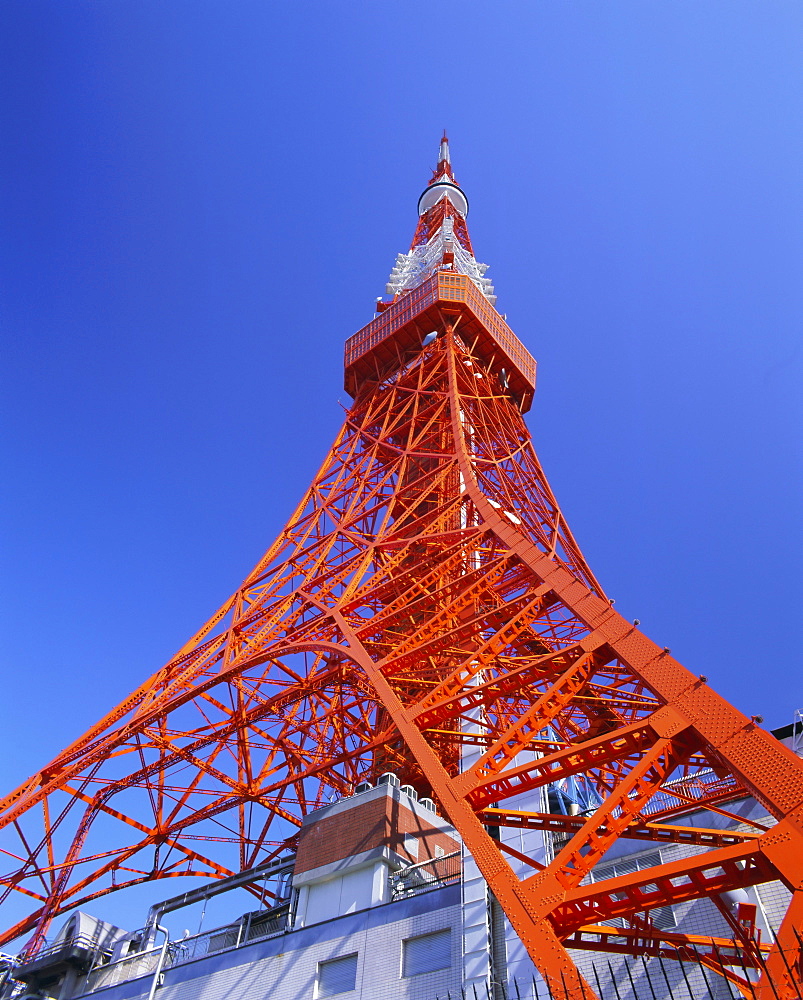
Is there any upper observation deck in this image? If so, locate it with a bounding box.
[343,272,537,411]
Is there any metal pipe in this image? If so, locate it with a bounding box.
[146,925,169,1000]
[144,857,294,939]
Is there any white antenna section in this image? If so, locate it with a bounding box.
[385,215,496,305]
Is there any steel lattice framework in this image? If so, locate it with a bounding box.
[1,139,802,999]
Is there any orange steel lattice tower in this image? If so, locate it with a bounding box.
[2,138,803,999]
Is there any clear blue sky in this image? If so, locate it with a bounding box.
[2,1,802,808]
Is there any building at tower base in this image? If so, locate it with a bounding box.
[2,720,799,1000]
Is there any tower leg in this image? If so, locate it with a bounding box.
[759,888,803,999]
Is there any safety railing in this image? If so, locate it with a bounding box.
[457,277,537,388]
[167,904,290,967]
[344,276,440,367]
[83,945,163,993]
[344,273,537,392]
[80,904,291,993]
[16,933,104,968]
[389,851,461,900]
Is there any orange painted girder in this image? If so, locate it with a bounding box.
[1,323,802,1000]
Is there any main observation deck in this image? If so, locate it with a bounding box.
[344,273,537,412]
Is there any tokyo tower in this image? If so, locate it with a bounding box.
[1,137,802,999]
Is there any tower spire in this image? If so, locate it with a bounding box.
[383,135,495,305]
[438,130,450,167]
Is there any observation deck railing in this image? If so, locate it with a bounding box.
[344,273,537,404]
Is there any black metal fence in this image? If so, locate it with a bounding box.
[434,945,802,1000]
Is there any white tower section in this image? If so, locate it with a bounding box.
[385,142,497,305]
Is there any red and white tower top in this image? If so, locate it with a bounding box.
[384,134,496,305]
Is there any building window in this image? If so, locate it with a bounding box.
[404,833,419,858]
[318,954,358,996]
[402,929,451,977]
